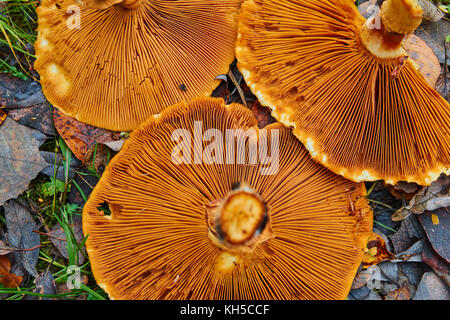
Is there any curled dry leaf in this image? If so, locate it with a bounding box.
[0,255,22,288]
[0,117,48,205]
[392,175,450,221]
[363,231,395,268]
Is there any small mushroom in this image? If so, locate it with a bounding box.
[34,0,241,131]
[236,0,450,186]
[83,97,373,300]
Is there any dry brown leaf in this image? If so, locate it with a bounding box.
[53,109,121,161]
[0,255,22,288]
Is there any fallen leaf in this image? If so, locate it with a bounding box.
[385,281,411,300]
[0,240,40,256]
[391,240,424,263]
[391,215,422,253]
[363,231,395,268]
[0,255,23,288]
[103,140,125,152]
[49,215,86,265]
[416,23,450,65]
[39,151,81,182]
[404,34,441,88]
[0,73,46,109]
[7,102,55,136]
[419,207,449,263]
[24,271,57,300]
[392,175,449,221]
[0,117,48,205]
[422,239,450,286]
[379,261,399,284]
[82,143,113,175]
[4,200,40,277]
[388,181,419,200]
[53,109,121,161]
[417,0,445,22]
[413,272,450,300]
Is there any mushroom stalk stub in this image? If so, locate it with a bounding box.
[206,184,272,251]
[359,0,423,59]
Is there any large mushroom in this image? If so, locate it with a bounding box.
[236,0,450,185]
[83,97,373,300]
[35,0,241,131]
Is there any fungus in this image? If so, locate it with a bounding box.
[83,97,373,300]
[236,0,450,185]
[35,0,241,131]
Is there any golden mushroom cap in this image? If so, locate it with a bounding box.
[35,0,240,131]
[236,0,450,186]
[83,97,373,300]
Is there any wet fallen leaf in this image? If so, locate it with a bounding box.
[49,215,86,265]
[0,117,48,205]
[419,207,449,263]
[4,200,40,277]
[0,255,22,288]
[53,109,121,161]
[404,34,441,88]
[413,271,450,300]
[7,102,55,136]
[0,73,46,109]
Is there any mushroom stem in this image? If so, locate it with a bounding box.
[206,184,272,250]
[86,0,144,10]
[359,0,423,59]
[218,186,267,245]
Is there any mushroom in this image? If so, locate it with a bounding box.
[83,97,373,300]
[236,0,450,186]
[34,0,241,131]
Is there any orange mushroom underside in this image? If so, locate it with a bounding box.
[83,97,373,300]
